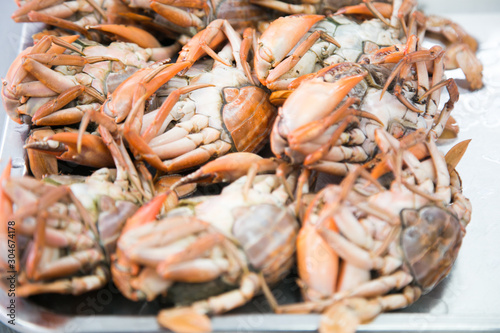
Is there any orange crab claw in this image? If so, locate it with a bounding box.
[157,307,212,333]
[87,24,163,49]
[255,14,325,85]
[334,2,393,19]
[27,11,94,39]
[176,19,243,68]
[150,1,204,30]
[171,152,279,189]
[11,0,62,22]
[24,132,114,169]
[26,128,59,179]
[122,193,170,234]
[297,192,340,302]
[111,192,170,301]
[102,61,191,123]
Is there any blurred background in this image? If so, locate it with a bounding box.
[0,2,24,332]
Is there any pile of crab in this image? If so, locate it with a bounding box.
[0,0,479,332]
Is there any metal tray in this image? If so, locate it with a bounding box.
[1,3,500,332]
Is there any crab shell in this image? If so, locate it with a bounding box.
[221,85,276,152]
[400,205,463,293]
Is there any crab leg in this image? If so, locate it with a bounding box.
[36,103,102,126]
[337,262,371,293]
[156,233,226,279]
[395,0,417,36]
[421,78,459,140]
[11,0,64,22]
[163,141,233,173]
[15,222,96,251]
[12,185,71,223]
[382,46,443,98]
[320,286,421,333]
[128,123,233,171]
[30,248,105,281]
[150,128,222,160]
[240,28,256,85]
[424,15,483,88]
[22,57,85,94]
[150,1,204,29]
[98,126,150,199]
[335,2,393,20]
[155,0,210,9]
[14,81,60,98]
[287,98,358,146]
[425,139,451,203]
[265,30,340,85]
[121,218,209,265]
[141,114,207,146]
[319,225,402,274]
[123,82,217,171]
[126,101,233,173]
[17,266,108,297]
[364,34,417,65]
[304,116,359,166]
[7,35,80,94]
[102,61,191,123]
[382,46,444,114]
[293,134,372,163]
[2,180,95,248]
[31,85,102,126]
[120,216,240,301]
[443,43,483,90]
[1,178,46,210]
[140,84,214,143]
[26,53,119,67]
[280,269,414,314]
[27,11,94,40]
[157,272,261,333]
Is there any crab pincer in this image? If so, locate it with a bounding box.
[25,130,115,170]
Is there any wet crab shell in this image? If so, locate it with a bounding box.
[212,0,275,31]
[222,85,277,153]
[400,205,463,293]
[232,203,299,285]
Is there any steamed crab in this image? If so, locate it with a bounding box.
[330,1,484,89]
[111,154,307,332]
[111,22,276,174]
[271,42,459,176]
[275,128,471,333]
[1,35,176,126]
[254,12,407,90]
[0,129,153,296]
